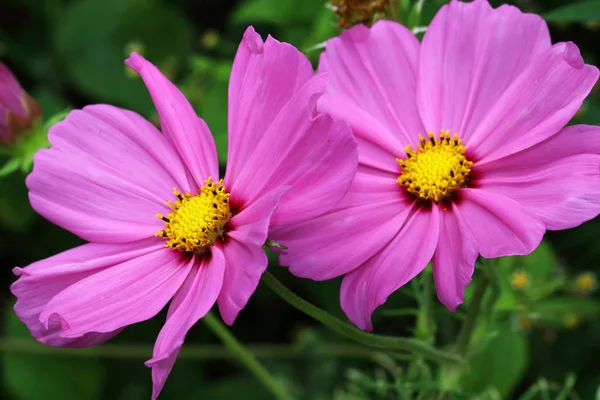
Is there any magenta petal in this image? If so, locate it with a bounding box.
[340,206,439,331]
[476,124,600,230]
[227,73,358,225]
[27,105,186,243]
[318,20,423,151]
[432,205,477,311]
[125,53,219,186]
[467,42,598,163]
[225,27,314,188]
[219,187,286,324]
[272,168,413,281]
[418,0,551,138]
[457,188,545,258]
[38,244,191,338]
[217,237,267,325]
[147,250,225,400]
[11,239,162,347]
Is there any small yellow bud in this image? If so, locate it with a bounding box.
[510,270,530,291]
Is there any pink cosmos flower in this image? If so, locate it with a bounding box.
[271,0,600,330]
[0,63,41,143]
[11,27,357,398]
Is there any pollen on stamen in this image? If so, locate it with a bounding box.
[155,178,231,254]
[397,130,473,203]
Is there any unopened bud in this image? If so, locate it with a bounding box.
[0,63,41,144]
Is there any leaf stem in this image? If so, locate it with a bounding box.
[0,338,389,360]
[202,312,292,400]
[261,272,463,364]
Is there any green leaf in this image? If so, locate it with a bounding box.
[543,1,600,22]
[463,327,528,398]
[56,0,192,116]
[2,306,105,400]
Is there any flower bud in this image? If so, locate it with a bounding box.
[0,63,41,144]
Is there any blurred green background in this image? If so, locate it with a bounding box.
[1,0,600,399]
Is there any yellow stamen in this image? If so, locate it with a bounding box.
[156,178,231,254]
[397,130,472,202]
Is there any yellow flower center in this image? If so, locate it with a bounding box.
[397,131,472,202]
[156,178,231,253]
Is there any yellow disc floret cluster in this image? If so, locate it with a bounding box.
[156,178,231,253]
[397,130,472,202]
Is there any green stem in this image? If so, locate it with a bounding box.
[202,312,292,400]
[261,272,463,364]
[454,272,489,355]
[0,338,388,360]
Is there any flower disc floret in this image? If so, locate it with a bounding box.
[156,178,231,253]
[397,130,472,202]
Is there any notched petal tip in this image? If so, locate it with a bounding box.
[563,42,585,69]
[124,52,145,73]
[242,26,264,54]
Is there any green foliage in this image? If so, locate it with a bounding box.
[2,307,105,400]
[55,0,192,115]
[544,1,600,22]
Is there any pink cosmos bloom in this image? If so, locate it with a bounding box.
[11,27,357,398]
[271,0,600,331]
[0,63,41,143]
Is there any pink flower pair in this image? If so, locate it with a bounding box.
[11,27,357,399]
[11,0,600,396]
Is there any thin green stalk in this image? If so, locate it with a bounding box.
[0,338,387,360]
[262,272,463,364]
[202,312,292,400]
[454,272,489,355]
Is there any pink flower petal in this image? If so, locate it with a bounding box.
[125,53,219,186]
[147,249,225,400]
[340,206,439,331]
[456,188,545,258]
[217,238,267,325]
[467,42,598,163]
[475,124,600,230]
[418,0,551,139]
[432,204,477,311]
[27,105,186,243]
[225,27,314,189]
[227,73,358,226]
[39,244,191,338]
[318,20,424,154]
[272,168,413,281]
[219,187,286,324]
[11,238,163,347]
